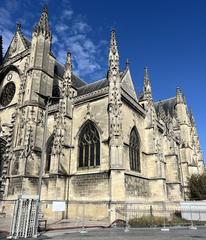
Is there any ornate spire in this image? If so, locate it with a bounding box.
[108,29,119,71]
[143,66,152,100]
[108,29,122,137]
[0,36,3,66]
[176,87,184,104]
[62,51,73,98]
[33,5,51,39]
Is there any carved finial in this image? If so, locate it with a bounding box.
[0,36,3,66]
[125,58,129,68]
[176,87,184,104]
[108,29,119,71]
[42,4,48,14]
[63,51,72,79]
[143,66,152,100]
[16,22,21,32]
[33,5,51,39]
[62,51,73,98]
[66,51,72,68]
[144,66,149,81]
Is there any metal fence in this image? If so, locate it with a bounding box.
[115,201,206,229]
[1,200,206,237]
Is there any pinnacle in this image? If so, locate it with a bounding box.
[125,58,129,68]
[64,51,72,79]
[108,29,119,70]
[16,22,21,32]
[33,5,51,39]
[42,4,48,14]
[144,66,149,81]
[176,87,184,104]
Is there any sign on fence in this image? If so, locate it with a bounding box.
[52,201,66,212]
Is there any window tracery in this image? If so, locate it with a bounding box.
[129,127,140,172]
[0,82,16,107]
[78,122,100,168]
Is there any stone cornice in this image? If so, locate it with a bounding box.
[3,49,30,66]
[74,86,109,105]
[125,171,148,180]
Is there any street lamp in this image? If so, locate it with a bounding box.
[33,92,62,237]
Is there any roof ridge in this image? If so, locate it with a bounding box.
[155,96,176,103]
[78,78,107,89]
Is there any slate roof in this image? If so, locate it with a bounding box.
[154,97,177,117]
[22,35,31,48]
[54,61,87,88]
[77,78,109,96]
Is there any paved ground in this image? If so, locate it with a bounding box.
[42,228,206,240]
[40,227,206,240]
[1,227,204,240]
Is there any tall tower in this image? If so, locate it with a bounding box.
[25,6,54,104]
[175,88,195,195]
[5,7,55,197]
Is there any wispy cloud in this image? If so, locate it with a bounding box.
[0,0,107,81]
[51,0,107,81]
[0,6,14,52]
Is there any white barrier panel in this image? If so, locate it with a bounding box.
[180,201,206,221]
[52,201,66,212]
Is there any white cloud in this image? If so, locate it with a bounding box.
[62,9,73,19]
[51,0,107,80]
[0,0,107,81]
[0,6,14,52]
[55,23,69,34]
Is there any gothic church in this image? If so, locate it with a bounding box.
[0,7,204,220]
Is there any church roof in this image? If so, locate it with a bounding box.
[54,61,87,88]
[23,37,31,48]
[154,97,177,117]
[121,67,138,101]
[77,78,108,96]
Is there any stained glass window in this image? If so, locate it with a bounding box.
[129,127,140,172]
[0,82,16,107]
[45,135,54,173]
[78,122,100,168]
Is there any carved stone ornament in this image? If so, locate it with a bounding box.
[7,73,13,81]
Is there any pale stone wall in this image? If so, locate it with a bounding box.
[0,9,205,222]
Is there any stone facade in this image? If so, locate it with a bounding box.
[0,7,204,220]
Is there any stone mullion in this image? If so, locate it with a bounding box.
[88,142,91,167]
[82,143,85,167]
[94,143,96,167]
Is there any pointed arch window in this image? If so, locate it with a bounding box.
[45,135,54,173]
[129,127,140,172]
[78,122,100,168]
[0,138,7,178]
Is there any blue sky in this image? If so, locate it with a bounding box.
[0,0,205,161]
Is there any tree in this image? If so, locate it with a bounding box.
[188,173,206,200]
